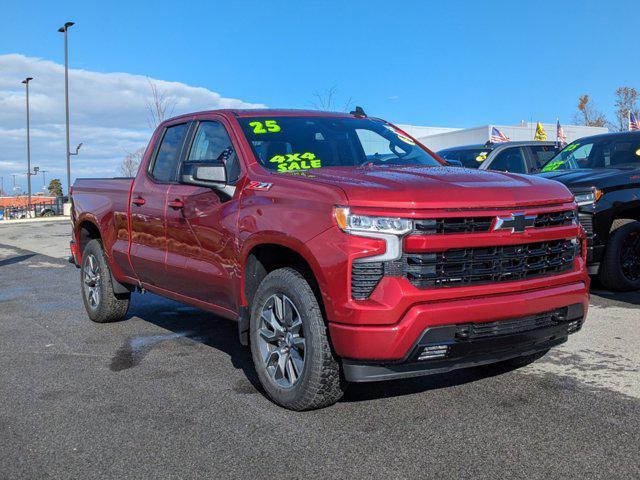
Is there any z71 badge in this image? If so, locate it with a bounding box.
[246,181,273,191]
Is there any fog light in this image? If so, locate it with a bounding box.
[418,345,449,361]
[567,320,580,334]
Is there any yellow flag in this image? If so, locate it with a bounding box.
[534,122,547,141]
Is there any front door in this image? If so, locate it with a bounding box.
[129,121,190,286]
[163,119,243,311]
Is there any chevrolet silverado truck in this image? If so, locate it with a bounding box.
[538,131,640,291]
[70,108,589,410]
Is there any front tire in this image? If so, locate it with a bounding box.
[81,239,130,323]
[249,268,344,410]
[599,220,640,291]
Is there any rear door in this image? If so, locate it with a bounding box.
[163,117,243,311]
[129,121,190,286]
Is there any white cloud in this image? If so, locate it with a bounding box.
[0,54,265,193]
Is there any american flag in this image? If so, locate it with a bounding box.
[490,127,510,143]
[629,112,640,131]
[556,120,567,146]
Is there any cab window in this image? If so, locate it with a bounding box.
[188,121,240,183]
[488,148,526,173]
[150,123,189,182]
[529,145,558,170]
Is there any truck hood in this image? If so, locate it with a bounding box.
[536,168,638,191]
[287,165,573,210]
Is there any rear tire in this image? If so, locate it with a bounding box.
[81,239,130,323]
[249,268,345,410]
[599,220,640,291]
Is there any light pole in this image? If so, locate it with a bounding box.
[22,77,33,215]
[58,21,74,197]
[41,169,48,193]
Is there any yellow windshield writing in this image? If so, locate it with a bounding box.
[249,120,281,134]
[542,160,565,172]
[269,152,322,172]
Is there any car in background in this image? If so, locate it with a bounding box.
[538,131,640,291]
[35,201,63,217]
[437,141,559,174]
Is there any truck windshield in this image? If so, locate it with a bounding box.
[437,148,493,168]
[237,116,442,173]
[542,136,640,171]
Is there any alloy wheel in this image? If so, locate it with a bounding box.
[83,254,102,309]
[257,293,306,388]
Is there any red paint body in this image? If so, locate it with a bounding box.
[71,109,589,362]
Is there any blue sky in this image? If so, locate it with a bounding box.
[5,0,639,126]
[1,0,639,192]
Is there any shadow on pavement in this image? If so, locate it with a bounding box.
[589,277,640,306]
[124,291,520,404]
[0,253,36,267]
[124,292,263,392]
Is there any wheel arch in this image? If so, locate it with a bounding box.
[75,216,102,257]
[238,236,333,345]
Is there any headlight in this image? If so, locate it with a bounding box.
[333,206,412,263]
[573,187,602,206]
[333,207,412,235]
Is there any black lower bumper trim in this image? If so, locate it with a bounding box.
[343,336,566,382]
[343,306,584,383]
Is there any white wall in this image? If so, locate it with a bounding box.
[415,123,608,151]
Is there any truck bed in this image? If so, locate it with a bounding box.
[72,177,135,278]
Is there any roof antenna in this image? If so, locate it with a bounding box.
[350,106,367,117]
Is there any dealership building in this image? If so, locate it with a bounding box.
[397,122,608,152]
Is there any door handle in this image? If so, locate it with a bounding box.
[131,196,146,206]
[168,199,184,210]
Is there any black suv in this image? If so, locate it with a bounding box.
[538,131,640,291]
[437,141,559,174]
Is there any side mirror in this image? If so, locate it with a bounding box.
[180,161,227,188]
[446,159,463,167]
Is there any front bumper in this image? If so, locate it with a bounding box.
[343,304,583,382]
[329,280,588,361]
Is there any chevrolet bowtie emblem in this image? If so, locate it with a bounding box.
[493,213,537,233]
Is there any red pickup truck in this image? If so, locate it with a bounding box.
[71,108,589,410]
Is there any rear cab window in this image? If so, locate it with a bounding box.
[488,147,526,173]
[150,123,189,182]
[437,148,493,168]
[528,145,558,170]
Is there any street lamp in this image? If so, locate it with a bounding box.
[22,76,33,215]
[58,21,74,197]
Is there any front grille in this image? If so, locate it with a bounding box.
[414,217,494,235]
[534,210,576,228]
[397,239,577,289]
[455,307,574,340]
[578,213,594,237]
[351,262,384,300]
[413,209,575,235]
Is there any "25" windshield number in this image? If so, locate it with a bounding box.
[249,120,281,134]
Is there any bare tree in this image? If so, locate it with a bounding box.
[146,78,176,130]
[613,87,639,132]
[310,86,353,112]
[119,147,145,177]
[119,80,176,175]
[573,94,608,127]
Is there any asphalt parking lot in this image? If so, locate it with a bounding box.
[1,219,639,479]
